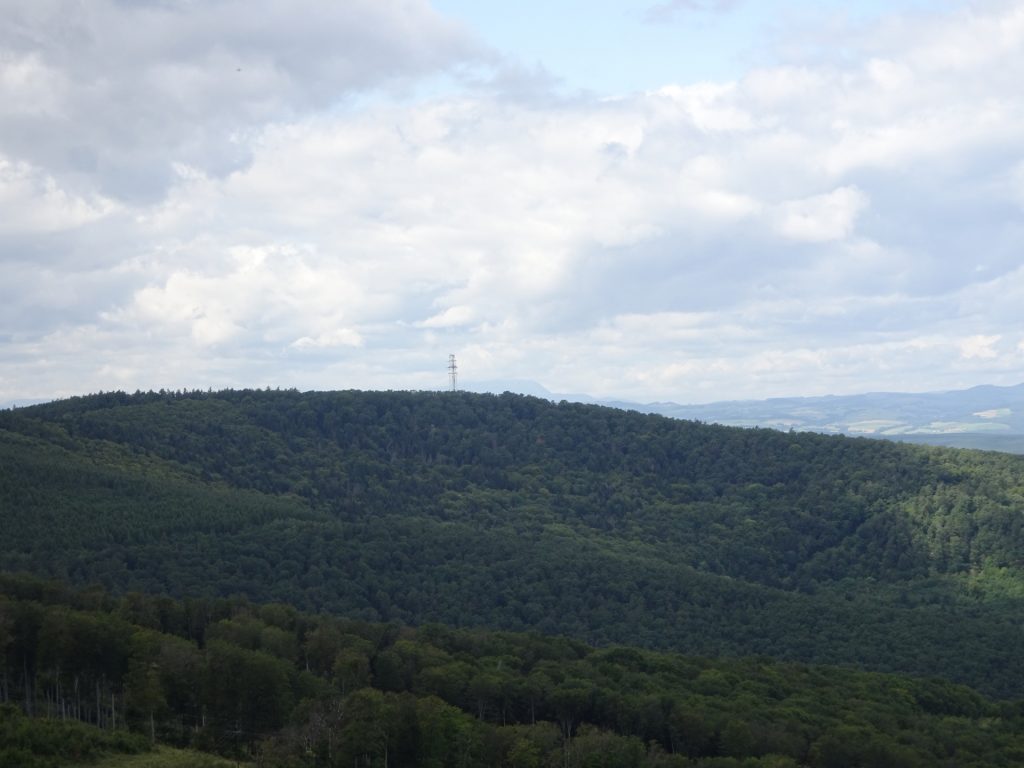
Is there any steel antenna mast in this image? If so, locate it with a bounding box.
[448,354,458,392]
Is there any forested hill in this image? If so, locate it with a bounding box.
[3,389,1024,697]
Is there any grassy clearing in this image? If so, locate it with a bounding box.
[85,746,247,768]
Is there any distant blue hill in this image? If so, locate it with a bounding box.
[468,380,1024,454]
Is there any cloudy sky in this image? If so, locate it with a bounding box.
[3,0,1023,404]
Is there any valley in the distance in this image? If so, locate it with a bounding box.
[469,380,1024,454]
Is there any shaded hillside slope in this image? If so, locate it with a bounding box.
[2,389,1024,696]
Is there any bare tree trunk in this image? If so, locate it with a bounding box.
[23,657,32,716]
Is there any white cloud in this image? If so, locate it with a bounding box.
[292,329,364,350]
[959,335,1002,360]
[772,186,868,242]
[0,0,482,202]
[645,0,742,24]
[655,83,755,133]
[3,0,1024,403]
[0,155,118,233]
[418,305,476,329]
[104,243,383,353]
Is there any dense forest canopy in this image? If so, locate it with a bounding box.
[2,389,1024,699]
[2,573,1024,767]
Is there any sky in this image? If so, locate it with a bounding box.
[2,0,1023,404]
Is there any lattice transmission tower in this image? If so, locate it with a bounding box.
[448,354,458,392]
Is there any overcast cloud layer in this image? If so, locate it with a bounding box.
[2,0,1023,403]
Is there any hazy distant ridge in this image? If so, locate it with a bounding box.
[469,380,1024,453]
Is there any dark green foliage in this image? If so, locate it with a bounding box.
[1,578,1024,767]
[3,389,1024,697]
[0,703,149,767]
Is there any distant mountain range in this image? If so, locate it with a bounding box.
[467,380,1024,454]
